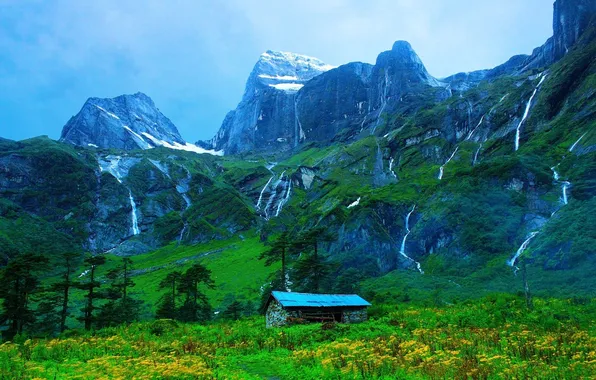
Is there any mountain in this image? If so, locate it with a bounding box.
[0,0,595,309]
[201,41,445,154]
[198,51,336,155]
[60,92,220,155]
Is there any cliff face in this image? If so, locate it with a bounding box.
[552,0,596,60]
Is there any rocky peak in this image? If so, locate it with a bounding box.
[552,0,596,60]
[245,50,335,95]
[374,40,441,87]
[60,93,184,151]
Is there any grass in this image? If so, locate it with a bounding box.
[3,295,595,379]
[69,234,276,317]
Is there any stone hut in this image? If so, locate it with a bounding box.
[265,291,371,328]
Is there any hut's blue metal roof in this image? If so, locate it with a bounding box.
[271,291,371,308]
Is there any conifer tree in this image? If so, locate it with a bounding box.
[77,255,106,330]
[259,231,291,290]
[178,263,214,322]
[98,258,143,327]
[156,271,182,319]
[291,227,336,292]
[0,253,48,338]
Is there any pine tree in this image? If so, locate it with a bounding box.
[0,253,49,338]
[97,258,143,327]
[259,231,291,290]
[178,263,214,322]
[222,300,243,321]
[156,271,182,319]
[32,252,81,335]
[53,252,80,333]
[77,255,106,330]
[291,227,336,292]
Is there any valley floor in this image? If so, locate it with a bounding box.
[2,295,595,379]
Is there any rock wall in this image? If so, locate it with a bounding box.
[266,299,293,328]
[342,309,368,323]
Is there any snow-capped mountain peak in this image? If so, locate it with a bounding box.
[251,50,336,93]
[60,93,222,155]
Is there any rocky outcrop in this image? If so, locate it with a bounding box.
[61,92,186,151]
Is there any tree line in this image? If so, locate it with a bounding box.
[0,225,367,338]
[0,251,215,339]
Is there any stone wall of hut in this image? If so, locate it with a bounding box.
[342,309,368,323]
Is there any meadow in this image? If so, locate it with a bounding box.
[2,295,595,379]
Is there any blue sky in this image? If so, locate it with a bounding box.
[0,0,553,143]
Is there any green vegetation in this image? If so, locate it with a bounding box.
[2,296,595,379]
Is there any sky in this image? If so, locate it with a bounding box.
[0,0,553,143]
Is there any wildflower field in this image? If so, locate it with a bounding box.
[2,295,595,379]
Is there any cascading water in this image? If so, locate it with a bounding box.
[372,69,390,134]
[438,147,459,180]
[515,74,547,151]
[389,157,397,178]
[294,96,305,147]
[507,231,539,268]
[264,171,286,220]
[569,132,587,152]
[177,169,193,209]
[275,178,292,217]
[551,166,571,205]
[256,176,274,210]
[129,190,140,235]
[399,205,423,274]
[473,144,483,166]
[177,223,188,245]
[99,156,142,237]
[466,114,485,141]
[562,182,570,205]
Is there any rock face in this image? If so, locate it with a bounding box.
[552,0,596,60]
[199,51,335,154]
[203,41,443,154]
[60,92,185,151]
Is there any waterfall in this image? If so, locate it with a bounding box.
[294,96,305,147]
[360,115,367,132]
[399,205,423,274]
[473,144,483,166]
[275,178,292,217]
[99,156,142,236]
[569,132,587,152]
[551,166,571,205]
[507,231,539,268]
[438,147,459,180]
[256,175,274,210]
[372,69,390,134]
[466,114,485,141]
[389,157,397,178]
[129,190,140,235]
[176,168,192,209]
[515,74,547,151]
[264,171,286,220]
[177,223,188,245]
[562,182,570,205]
